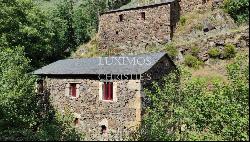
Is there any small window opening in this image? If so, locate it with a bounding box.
[116,31,119,35]
[37,79,44,94]
[74,118,80,125]
[119,14,124,22]
[141,12,145,20]
[101,125,107,134]
[70,83,77,97]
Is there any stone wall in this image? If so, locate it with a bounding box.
[44,77,142,141]
[98,3,181,53]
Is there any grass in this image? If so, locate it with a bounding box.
[188,58,231,85]
[71,36,102,58]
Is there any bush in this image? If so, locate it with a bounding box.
[164,44,178,60]
[223,0,249,23]
[194,23,203,31]
[190,46,200,56]
[132,54,249,141]
[180,16,187,26]
[223,44,237,59]
[184,54,203,68]
[208,48,221,58]
[0,48,84,141]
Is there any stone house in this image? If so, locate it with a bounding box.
[98,0,181,52]
[33,52,176,140]
[98,0,210,52]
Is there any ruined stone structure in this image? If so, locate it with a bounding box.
[98,0,210,52]
[34,52,176,140]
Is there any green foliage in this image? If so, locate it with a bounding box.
[180,16,187,26]
[164,43,178,60]
[208,48,221,58]
[48,0,127,60]
[184,54,203,68]
[190,46,200,56]
[33,111,84,141]
[0,0,54,68]
[0,48,84,141]
[194,23,203,31]
[1,0,129,68]
[133,54,249,141]
[222,44,237,59]
[223,0,249,23]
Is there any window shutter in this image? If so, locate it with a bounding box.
[65,83,70,97]
[111,83,113,100]
[71,84,76,97]
[108,83,111,100]
[108,82,113,100]
[76,84,80,98]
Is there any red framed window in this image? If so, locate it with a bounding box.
[70,83,77,97]
[102,82,113,101]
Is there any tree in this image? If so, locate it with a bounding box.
[224,0,249,23]
[132,54,249,141]
[0,0,54,68]
[0,47,84,141]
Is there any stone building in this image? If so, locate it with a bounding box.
[98,0,211,53]
[98,0,181,52]
[33,52,176,140]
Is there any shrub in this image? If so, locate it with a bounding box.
[223,44,237,59]
[223,0,249,23]
[184,54,203,68]
[180,16,187,26]
[194,23,203,31]
[190,46,200,56]
[164,44,178,60]
[208,48,221,58]
[132,54,249,141]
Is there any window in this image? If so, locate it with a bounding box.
[70,83,77,97]
[36,79,43,94]
[119,14,124,22]
[99,81,117,102]
[101,125,107,135]
[74,118,80,126]
[141,12,145,20]
[65,83,80,98]
[102,82,113,101]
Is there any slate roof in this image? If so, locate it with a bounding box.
[103,0,175,14]
[33,52,171,75]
